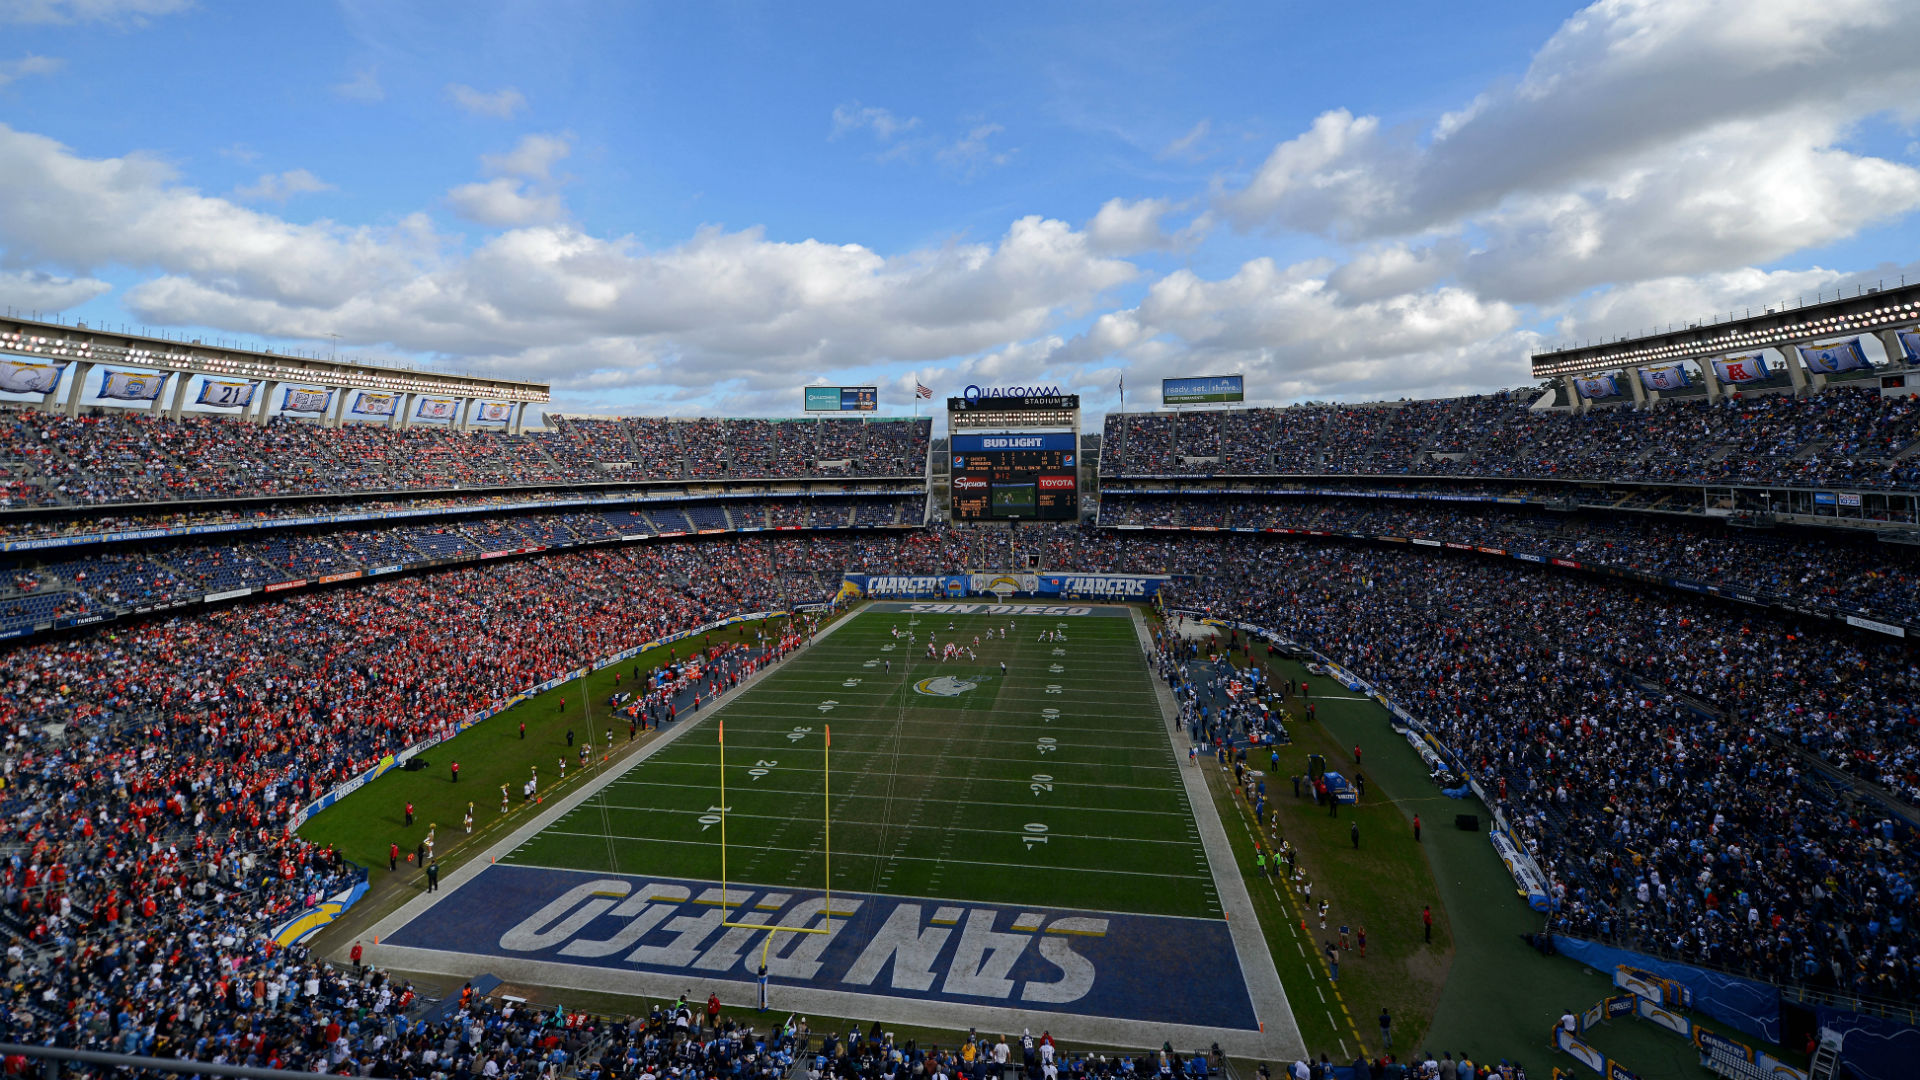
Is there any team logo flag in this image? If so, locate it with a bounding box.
[474,401,514,422]
[196,379,256,408]
[1637,363,1689,392]
[350,392,398,417]
[0,360,63,395]
[1896,329,1920,363]
[1573,374,1621,399]
[280,386,333,413]
[1797,338,1869,374]
[98,369,165,401]
[1711,355,1769,384]
[415,397,459,420]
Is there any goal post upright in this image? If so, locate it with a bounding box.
[717,719,833,971]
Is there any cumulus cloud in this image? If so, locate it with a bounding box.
[0,0,189,24]
[0,124,1136,402]
[1216,0,1920,305]
[0,54,62,86]
[447,83,527,119]
[482,133,570,180]
[445,177,566,227]
[234,168,333,203]
[0,269,110,311]
[447,135,573,226]
[1085,197,1198,255]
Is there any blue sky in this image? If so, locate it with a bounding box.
[1,0,1917,424]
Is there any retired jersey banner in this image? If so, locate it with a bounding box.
[280,386,332,413]
[195,379,256,408]
[1711,354,1769,384]
[1637,363,1689,392]
[0,359,63,395]
[1797,338,1869,374]
[97,369,166,401]
[350,391,398,417]
[1573,374,1621,399]
[474,401,514,423]
[415,396,459,420]
[1897,329,1920,363]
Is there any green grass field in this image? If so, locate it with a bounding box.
[504,605,1223,919]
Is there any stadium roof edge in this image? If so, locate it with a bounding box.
[1,314,551,402]
[1531,280,1920,379]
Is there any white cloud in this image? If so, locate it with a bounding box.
[447,83,527,119]
[936,122,1011,176]
[1216,0,1920,305]
[0,124,1136,403]
[446,177,566,227]
[0,54,62,86]
[830,102,920,141]
[1085,197,1193,255]
[0,269,110,311]
[482,133,570,180]
[234,168,334,203]
[0,0,189,24]
[1158,119,1211,162]
[332,67,383,104]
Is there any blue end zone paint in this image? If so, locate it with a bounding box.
[388,863,1256,1030]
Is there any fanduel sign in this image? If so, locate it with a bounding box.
[963,384,1062,400]
[386,864,1255,1029]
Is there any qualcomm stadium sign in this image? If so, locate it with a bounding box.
[961,384,1063,400]
[840,572,1169,601]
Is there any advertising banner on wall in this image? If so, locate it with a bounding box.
[1163,374,1245,405]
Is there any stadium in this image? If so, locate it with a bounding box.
[1,5,1918,1080]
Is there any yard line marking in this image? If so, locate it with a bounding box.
[522,832,1215,881]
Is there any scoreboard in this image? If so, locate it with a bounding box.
[949,432,1078,520]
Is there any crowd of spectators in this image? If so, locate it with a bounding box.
[1098,494,1920,623]
[1151,536,1917,999]
[0,480,1911,1065]
[0,410,932,508]
[1101,387,1920,489]
[0,498,922,634]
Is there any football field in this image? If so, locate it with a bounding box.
[509,603,1220,918]
[371,602,1297,1054]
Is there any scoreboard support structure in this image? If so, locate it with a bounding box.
[946,394,1080,521]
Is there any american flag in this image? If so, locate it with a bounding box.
[915,383,933,399]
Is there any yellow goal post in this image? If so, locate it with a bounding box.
[716,720,833,968]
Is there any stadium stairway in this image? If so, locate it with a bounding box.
[413,973,503,1027]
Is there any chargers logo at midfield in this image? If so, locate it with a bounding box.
[914,674,990,697]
